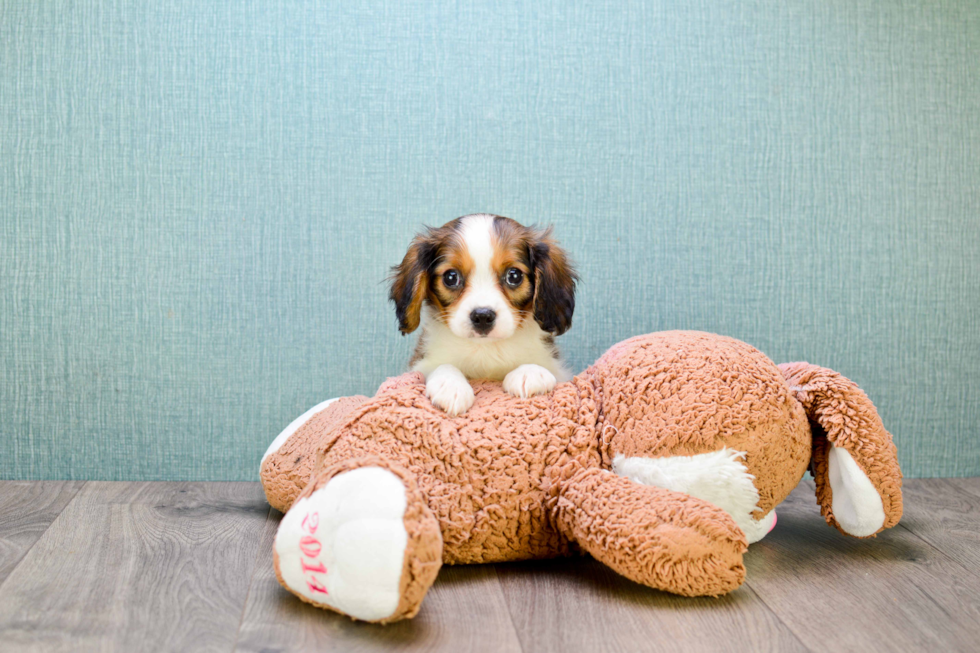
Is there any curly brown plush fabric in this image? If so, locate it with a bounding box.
[591,332,812,517]
[779,362,903,536]
[262,331,903,622]
[261,395,369,513]
[554,467,748,596]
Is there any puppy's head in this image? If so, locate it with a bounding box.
[389,214,577,340]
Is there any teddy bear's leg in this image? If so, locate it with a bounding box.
[272,455,443,623]
[612,449,777,544]
[553,467,748,597]
[779,362,903,538]
[260,395,369,513]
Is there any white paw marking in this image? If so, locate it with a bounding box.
[275,467,408,622]
[425,364,475,415]
[262,397,341,464]
[502,364,557,399]
[828,446,886,536]
[613,448,776,544]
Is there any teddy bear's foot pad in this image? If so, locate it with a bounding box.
[274,467,408,621]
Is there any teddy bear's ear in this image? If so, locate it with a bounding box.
[779,362,903,538]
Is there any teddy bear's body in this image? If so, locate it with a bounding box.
[261,331,902,623]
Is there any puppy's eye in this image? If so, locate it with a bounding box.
[443,269,461,289]
[505,268,524,288]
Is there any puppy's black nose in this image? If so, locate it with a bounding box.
[469,308,496,335]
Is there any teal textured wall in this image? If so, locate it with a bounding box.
[2,1,978,481]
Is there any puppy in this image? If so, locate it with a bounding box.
[389,214,577,415]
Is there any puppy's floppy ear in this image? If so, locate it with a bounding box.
[529,226,578,336]
[388,231,438,334]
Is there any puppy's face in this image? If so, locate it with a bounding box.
[389,214,577,340]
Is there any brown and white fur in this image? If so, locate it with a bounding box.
[389,214,577,415]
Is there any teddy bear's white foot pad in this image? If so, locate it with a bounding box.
[275,467,408,621]
[612,448,776,544]
[828,446,886,537]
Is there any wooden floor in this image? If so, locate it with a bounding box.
[0,479,978,652]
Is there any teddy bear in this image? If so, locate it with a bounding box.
[259,331,903,623]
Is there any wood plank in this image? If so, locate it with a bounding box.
[743,480,980,653]
[234,510,523,653]
[947,476,980,500]
[0,478,975,652]
[496,555,806,653]
[897,478,980,573]
[0,481,84,586]
[0,481,269,653]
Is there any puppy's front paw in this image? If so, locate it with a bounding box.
[425,365,475,416]
[503,364,557,399]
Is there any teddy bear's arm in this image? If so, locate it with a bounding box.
[779,363,903,538]
[273,455,443,623]
[260,395,370,513]
[553,467,748,597]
